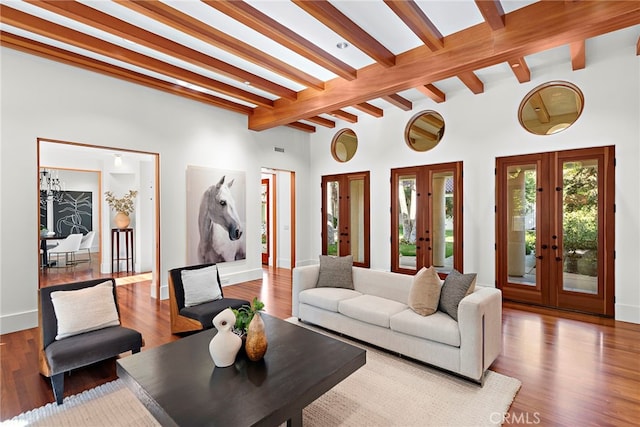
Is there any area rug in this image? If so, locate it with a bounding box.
[6,322,520,427]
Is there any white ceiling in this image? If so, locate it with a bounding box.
[2,1,639,131]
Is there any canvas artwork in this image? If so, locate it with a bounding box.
[41,191,93,236]
[186,166,246,264]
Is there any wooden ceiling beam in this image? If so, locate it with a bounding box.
[416,84,446,103]
[305,116,336,128]
[249,1,640,130]
[0,32,253,115]
[508,57,531,83]
[28,0,296,101]
[383,0,443,51]
[116,0,324,91]
[0,4,273,108]
[529,92,550,123]
[382,94,413,111]
[286,122,316,133]
[475,0,505,30]
[457,71,484,94]
[292,0,396,67]
[203,0,357,81]
[570,40,586,70]
[353,102,384,118]
[329,110,358,123]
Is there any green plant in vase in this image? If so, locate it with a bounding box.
[232,297,265,337]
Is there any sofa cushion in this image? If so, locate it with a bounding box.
[181,264,223,307]
[408,266,442,316]
[45,326,142,374]
[316,255,354,289]
[338,295,407,328]
[299,288,362,313]
[390,309,461,347]
[50,281,120,340]
[438,269,477,321]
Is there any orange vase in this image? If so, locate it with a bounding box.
[114,212,130,229]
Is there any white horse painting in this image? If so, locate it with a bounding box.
[197,175,246,263]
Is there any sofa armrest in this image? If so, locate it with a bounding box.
[292,265,319,317]
[457,286,502,381]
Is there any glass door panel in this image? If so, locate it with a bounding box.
[506,164,537,286]
[561,159,599,294]
[431,171,454,274]
[398,174,417,272]
[349,177,365,264]
[326,180,339,256]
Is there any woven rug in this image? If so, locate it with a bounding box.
[6,322,520,427]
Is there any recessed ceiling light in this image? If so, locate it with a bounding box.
[336,41,349,49]
[511,63,520,68]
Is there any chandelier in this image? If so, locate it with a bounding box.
[40,169,64,203]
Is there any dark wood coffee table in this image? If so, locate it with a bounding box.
[116,315,366,427]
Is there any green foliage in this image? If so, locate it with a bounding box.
[232,297,265,334]
[563,208,598,252]
[525,230,536,255]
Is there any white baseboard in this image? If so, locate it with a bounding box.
[220,268,263,286]
[295,259,318,268]
[615,304,640,324]
[1,310,37,334]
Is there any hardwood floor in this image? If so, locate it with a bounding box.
[2,263,639,425]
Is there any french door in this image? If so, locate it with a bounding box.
[321,172,370,267]
[391,162,463,276]
[261,178,269,265]
[496,147,615,316]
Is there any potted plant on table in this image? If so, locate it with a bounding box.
[105,190,138,229]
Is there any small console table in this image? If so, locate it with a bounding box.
[111,228,134,274]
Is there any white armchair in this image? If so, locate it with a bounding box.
[75,231,96,263]
[47,234,82,268]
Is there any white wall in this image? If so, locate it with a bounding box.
[309,29,640,323]
[0,48,312,333]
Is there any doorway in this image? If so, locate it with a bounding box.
[321,172,370,268]
[391,162,463,276]
[261,168,296,269]
[38,139,161,298]
[495,146,615,316]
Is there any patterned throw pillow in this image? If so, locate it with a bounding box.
[408,266,442,316]
[315,255,354,289]
[438,269,477,321]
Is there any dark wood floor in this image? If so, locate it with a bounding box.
[2,259,640,425]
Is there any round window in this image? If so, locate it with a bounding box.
[404,111,445,152]
[518,81,584,135]
[331,129,358,162]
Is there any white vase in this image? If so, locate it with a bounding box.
[209,308,242,368]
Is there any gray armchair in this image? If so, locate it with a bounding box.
[168,263,249,334]
[38,278,143,404]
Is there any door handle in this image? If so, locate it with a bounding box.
[418,237,424,241]
[536,255,543,260]
[556,257,562,261]
[541,244,548,249]
[552,245,558,250]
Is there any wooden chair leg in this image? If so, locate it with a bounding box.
[51,373,64,405]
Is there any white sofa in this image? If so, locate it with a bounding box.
[292,265,502,383]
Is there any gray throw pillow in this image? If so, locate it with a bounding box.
[438,269,477,321]
[315,255,354,289]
